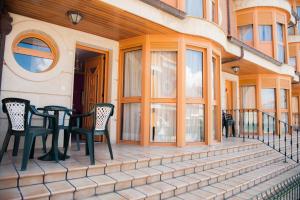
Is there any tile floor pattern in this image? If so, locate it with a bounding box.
[0,137,299,200]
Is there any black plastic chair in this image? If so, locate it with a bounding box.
[0,98,56,170]
[65,103,114,164]
[222,111,236,138]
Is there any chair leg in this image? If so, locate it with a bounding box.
[30,137,36,159]
[42,135,47,153]
[105,132,113,160]
[85,138,89,156]
[0,133,11,163]
[86,134,95,165]
[21,134,34,171]
[76,134,80,151]
[63,131,70,160]
[12,135,21,157]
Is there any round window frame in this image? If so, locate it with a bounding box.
[12,32,59,73]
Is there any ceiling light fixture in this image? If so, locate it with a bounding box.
[67,10,83,25]
[231,66,240,74]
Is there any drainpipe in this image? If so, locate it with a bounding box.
[0,1,13,93]
[227,0,231,36]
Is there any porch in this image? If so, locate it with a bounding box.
[0,136,299,200]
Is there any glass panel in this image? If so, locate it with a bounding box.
[261,88,276,109]
[212,106,218,140]
[292,96,299,113]
[186,0,203,18]
[210,1,216,22]
[288,26,295,35]
[259,25,272,41]
[243,111,258,133]
[278,44,285,63]
[185,50,203,98]
[277,23,284,42]
[211,57,216,100]
[185,104,204,142]
[14,53,53,73]
[241,86,256,109]
[150,104,176,143]
[263,112,275,134]
[123,49,142,97]
[280,112,289,134]
[121,103,141,141]
[289,57,296,68]
[17,37,51,52]
[280,89,288,109]
[238,25,253,42]
[151,51,177,98]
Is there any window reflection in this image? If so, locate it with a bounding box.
[238,25,253,42]
[261,88,276,109]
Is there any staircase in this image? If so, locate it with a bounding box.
[0,138,299,200]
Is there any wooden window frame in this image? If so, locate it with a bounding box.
[12,32,58,72]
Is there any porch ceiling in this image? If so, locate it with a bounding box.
[5,0,176,41]
[222,58,274,75]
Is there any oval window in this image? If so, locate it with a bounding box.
[13,33,58,73]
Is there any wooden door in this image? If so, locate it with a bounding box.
[83,55,106,141]
[225,80,233,110]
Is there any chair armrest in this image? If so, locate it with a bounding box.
[69,111,94,128]
[30,106,56,119]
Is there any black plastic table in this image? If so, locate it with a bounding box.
[38,107,70,161]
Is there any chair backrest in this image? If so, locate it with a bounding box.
[43,105,71,127]
[2,98,30,132]
[94,103,114,131]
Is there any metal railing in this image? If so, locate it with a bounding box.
[223,109,299,164]
[255,173,300,200]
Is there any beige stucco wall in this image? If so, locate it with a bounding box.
[0,13,119,150]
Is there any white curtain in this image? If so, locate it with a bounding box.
[242,86,256,109]
[150,104,176,142]
[122,103,141,141]
[261,88,275,109]
[185,104,204,142]
[186,50,203,97]
[239,25,253,41]
[124,50,142,97]
[280,89,288,109]
[151,51,177,98]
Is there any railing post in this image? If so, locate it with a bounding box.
[267,115,270,146]
[291,126,293,160]
[247,110,250,139]
[284,123,287,163]
[262,112,264,143]
[242,110,245,142]
[257,110,259,140]
[252,110,255,139]
[279,122,281,153]
[273,117,275,149]
[297,129,299,163]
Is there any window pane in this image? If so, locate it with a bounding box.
[278,44,285,63]
[185,50,203,97]
[238,25,253,41]
[18,37,51,52]
[123,50,142,97]
[259,25,272,41]
[150,104,176,143]
[186,0,203,18]
[243,111,258,133]
[212,106,218,140]
[151,51,177,98]
[241,86,256,109]
[121,103,141,141]
[263,113,275,134]
[289,57,296,68]
[211,57,216,100]
[14,53,52,73]
[280,89,288,109]
[292,96,299,113]
[210,1,216,22]
[280,112,289,134]
[288,26,295,35]
[185,104,204,142]
[261,88,275,109]
[277,23,284,42]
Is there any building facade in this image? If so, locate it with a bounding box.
[0,0,299,149]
